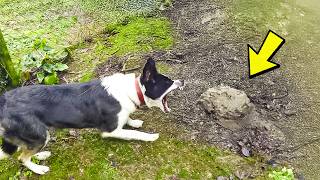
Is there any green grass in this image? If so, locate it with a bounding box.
[106,17,173,55]
[0,131,264,179]
[0,110,270,179]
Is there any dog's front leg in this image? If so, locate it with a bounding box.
[101,129,159,141]
[126,118,144,128]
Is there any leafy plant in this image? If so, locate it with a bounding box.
[269,167,294,180]
[20,38,69,85]
[8,171,20,180]
[23,170,33,177]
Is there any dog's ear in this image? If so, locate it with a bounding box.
[141,57,157,84]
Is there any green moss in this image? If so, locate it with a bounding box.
[79,71,95,83]
[0,159,19,178]
[106,17,174,55]
[0,124,268,179]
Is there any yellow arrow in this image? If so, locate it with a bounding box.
[248,30,285,79]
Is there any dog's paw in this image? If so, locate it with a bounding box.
[0,150,9,160]
[128,119,144,128]
[145,133,159,142]
[34,151,51,160]
[29,164,50,175]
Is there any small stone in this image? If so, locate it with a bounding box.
[217,176,228,180]
[237,141,244,146]
[174,52,184,59]
[234,170,246,179]
[229,174,235,180]
[284,109,296,116]
[159,4,166,11]
[297,173,305,180]
[108,153,114,157]
[266,159,277,167]
[241,147,251,157]
[110,161,117,167]
[69,129,78,137]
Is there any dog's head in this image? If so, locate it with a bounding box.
[140,58,184,113]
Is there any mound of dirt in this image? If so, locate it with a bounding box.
[199,86,253,121]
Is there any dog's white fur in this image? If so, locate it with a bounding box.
[100,73,160,141]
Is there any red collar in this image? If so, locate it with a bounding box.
[135,78,145,106]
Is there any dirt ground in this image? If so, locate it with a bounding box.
[157,0,301,173]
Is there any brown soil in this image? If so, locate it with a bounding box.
[158,0,298,165]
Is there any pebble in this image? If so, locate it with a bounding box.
[284,109,297,116]
[234,170,246,179]
[266,159,278,167]
[241,147,251,157]
[217,176,228,180]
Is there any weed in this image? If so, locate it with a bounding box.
[269,167,294,180]
[20,38,69,84]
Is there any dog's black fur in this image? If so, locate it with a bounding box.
[0,79,121,153]
[141,59,174,99]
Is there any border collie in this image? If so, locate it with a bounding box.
[0,58,184,175]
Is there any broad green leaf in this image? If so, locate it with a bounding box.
[44,73,59,85]
[42,63,55,73]
[53,63,68,71]
[51,49,70,63]
[36,72,45,83]
[43,45,53,52]
[32,38,42,49]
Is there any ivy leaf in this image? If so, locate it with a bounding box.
[43,45,53,52]
[36,72,45,83]
[32,38,42,49]
[44,73,59,85]
[52,49,70,63]
[21,54,36,72]
[42,63,55,73]
[53,63,68,71]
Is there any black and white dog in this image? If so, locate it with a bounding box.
[0,58,184,175]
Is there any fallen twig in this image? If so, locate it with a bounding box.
[63,76,69,84]
[158,58,186,64]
